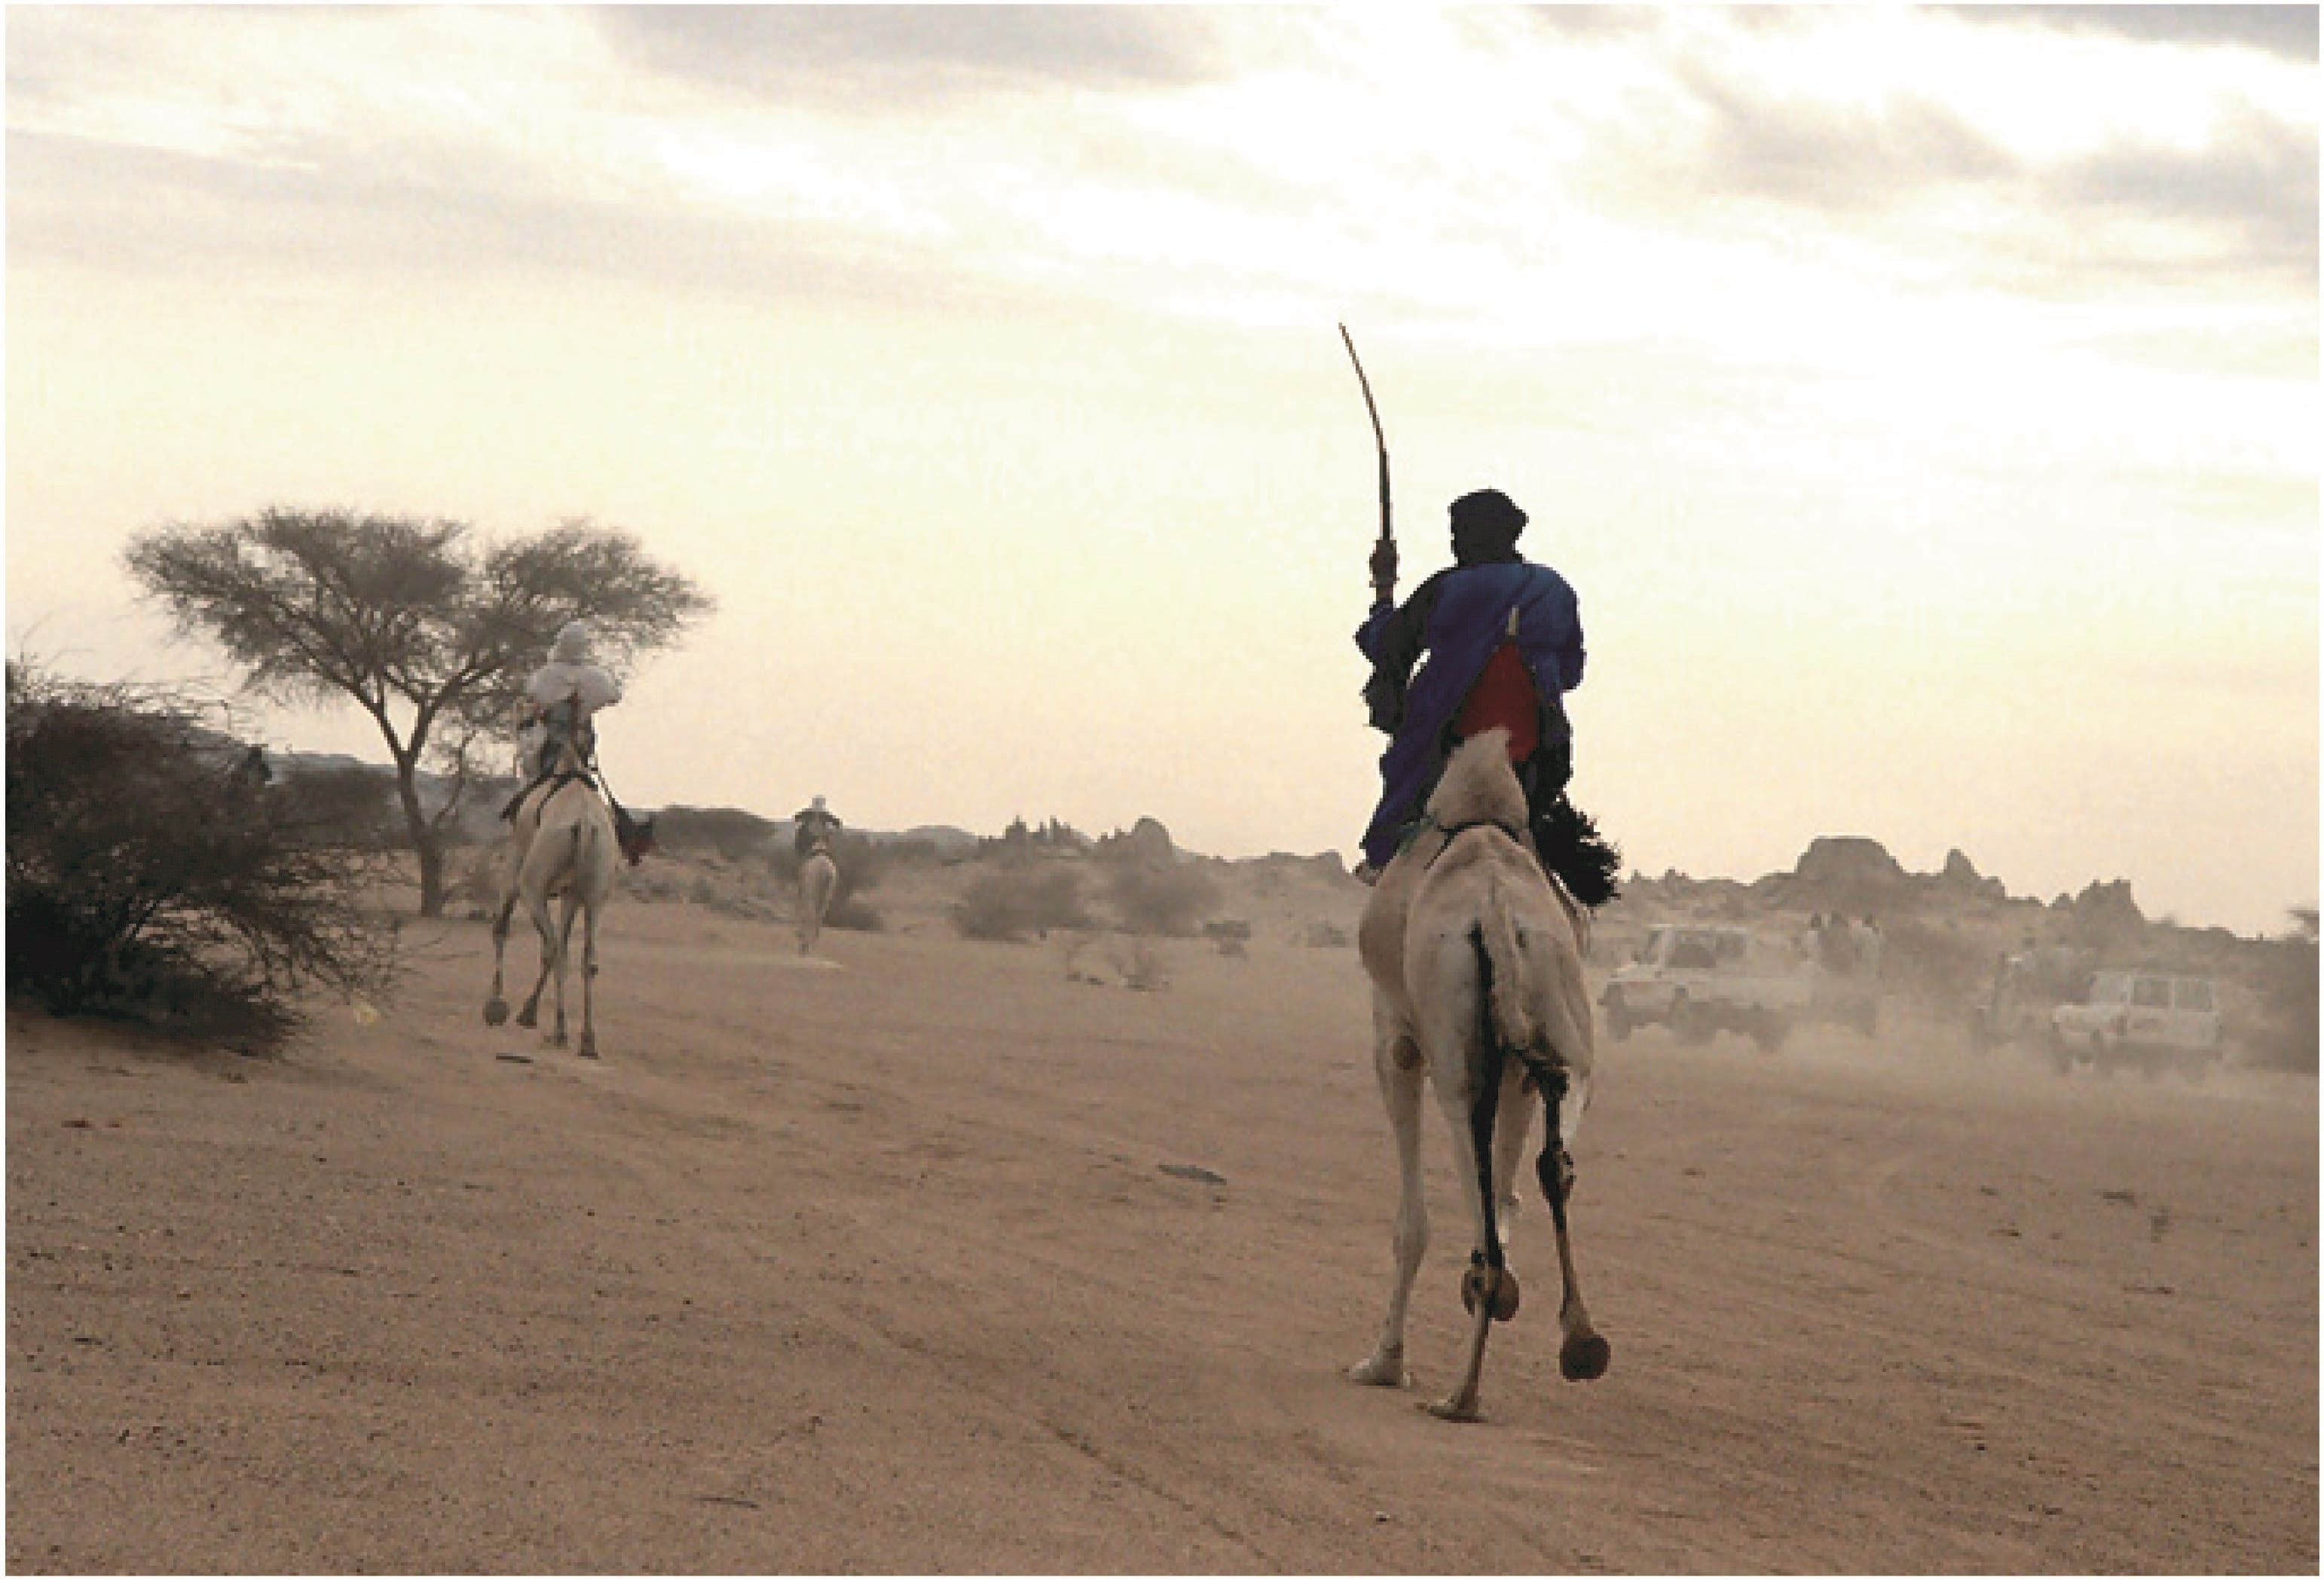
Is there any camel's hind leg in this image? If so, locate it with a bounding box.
[1429,1068,1505,1423]
[1349,1003,1427,1391]
[1537,1071,1610,1382]
[1491,1062,1534,1248]
[1419,944,1521,1423]
[575,893,602,1059]
[546,890,581,1048]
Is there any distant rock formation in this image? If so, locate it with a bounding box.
[1938,848,2008,903]
[1793,836,1908,888]
[2070,878,2145,944]
[1100,816,1178,869]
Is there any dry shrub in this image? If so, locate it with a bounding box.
[952,866,1090,942]
[1105,862,1219,937]
[273,763,400,849]
[826,894,885,934]
[1204,918,1252,958]
[654,805,779,863]
[2247,909,2319,1073]
[1113,936,1169,992]
[5,662,398,1048]
[1874,917,1986,1005]
[448,845,506,920]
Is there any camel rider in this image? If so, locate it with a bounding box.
[1353,487,1586,883]
[793,795,842,860]
[504,619,622,819]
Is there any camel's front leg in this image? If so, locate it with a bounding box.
[1349,1010,1427,1391]
[484,888,518,1026]
[517,888,556,1031]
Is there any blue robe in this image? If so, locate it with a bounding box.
[1354,558,1585,866]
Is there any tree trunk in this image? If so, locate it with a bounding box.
[390,753,447,918]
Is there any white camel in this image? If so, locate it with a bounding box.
[796,838,838,956]
[1349,729,1610,1422]
[483,735,617,1057]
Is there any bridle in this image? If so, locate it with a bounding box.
[1414,811,1530,871]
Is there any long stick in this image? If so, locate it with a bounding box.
[1338,322,1392,550]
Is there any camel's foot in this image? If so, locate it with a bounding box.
[1423,1393,1483,1423]
[1560,1329,1611,1382]
[515,1003,539,1030]
[578,1034,598,1060]
[549,1028,569,1049]
[1461,1264,1521,1322]
[1347,1350,1408,1389]
[483,998,509,1028]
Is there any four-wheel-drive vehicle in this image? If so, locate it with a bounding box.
[2049,969,2222,1079]
[1601,924,1812,1051]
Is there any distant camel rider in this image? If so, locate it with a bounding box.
[793,795,842,860]
[504,619,622,820]
[1353,487,1586,884]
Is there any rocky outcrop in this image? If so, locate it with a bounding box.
[1938,848,2008,903]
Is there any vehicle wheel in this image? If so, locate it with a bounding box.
[1751,1014,1790,1054]
[2179,1053,2212,1085]
[2047,1027,2074,1076]
[1604,1004,1632,1042]
[1855,1001,1880,1037]
[2091,1035,2118,1078]
[1673,999,1716,1046]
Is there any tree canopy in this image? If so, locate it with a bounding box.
[125,507,713,915]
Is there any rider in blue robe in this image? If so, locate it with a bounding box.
[1353,489,1586,876]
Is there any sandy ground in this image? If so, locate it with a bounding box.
[8,879,2317,1574]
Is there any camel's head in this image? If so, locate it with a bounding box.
[617,814,656,866]
[1425,729,1527,832]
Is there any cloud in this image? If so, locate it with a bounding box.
[1581,41,2316,298]
[4,127,1030,318]
[2044,108,2319,278]
[1516,6,1668,42]
[590,5,1232,105]
[1666,60,2020,213]
[1943,5,2321,63]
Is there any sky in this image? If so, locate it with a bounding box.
[6,4,2317,936]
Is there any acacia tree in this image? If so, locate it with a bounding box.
[126,508,713,917]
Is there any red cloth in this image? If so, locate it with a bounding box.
[1454,640,1540,760]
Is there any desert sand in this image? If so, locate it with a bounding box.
[8,860,2317,1574]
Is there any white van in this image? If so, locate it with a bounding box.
[2050,970,2222,1078]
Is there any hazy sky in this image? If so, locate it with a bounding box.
[8,5,2317,935]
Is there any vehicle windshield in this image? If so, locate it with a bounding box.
[1668,932,1720,970]
[2176,979,2216,1012]
[2087,971,2135,1005]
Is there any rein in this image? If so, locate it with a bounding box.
[1411,812,1530,871]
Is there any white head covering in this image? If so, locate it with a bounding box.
[552,619,591,662]
[812,796,827,811]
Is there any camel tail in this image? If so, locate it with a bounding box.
[1478,875,1538,1059]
